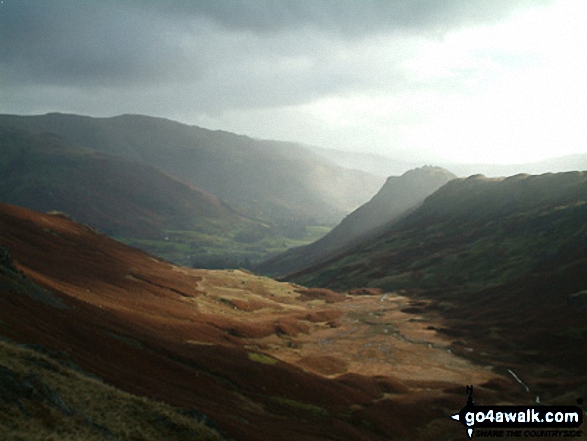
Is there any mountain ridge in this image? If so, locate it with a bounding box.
[0,126,252,239]
[0,112,384,226]
[287,170,587,291]
[283,171,587,378]
[256,166,456,276]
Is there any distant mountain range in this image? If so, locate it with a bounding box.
[0,113,384,226]
[311,145,587,178]
[2,111,585,274]
[440,154,587,178]
[256,166,456,276]
[309,146,422,177]
[0,112,385,266]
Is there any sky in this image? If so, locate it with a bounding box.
[1,0,586,165]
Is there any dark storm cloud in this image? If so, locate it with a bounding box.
[0,0,551,115]
[143,0,548,35]
[1,0,548,77]
[0,0,199,86]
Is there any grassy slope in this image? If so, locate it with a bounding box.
[0,339,225,441]
[0,241,225,440]
[286,172,587,376]
[0,127,250,236]
[0,126,332,266]
[0,203,360,441]
[0,202,536,441]
[256,166,456,277]
[288,172,587,291]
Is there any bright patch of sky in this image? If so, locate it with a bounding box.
[1,0,586,165]
[197,0,587,164]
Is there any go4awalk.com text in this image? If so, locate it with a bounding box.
[451,386,584,438]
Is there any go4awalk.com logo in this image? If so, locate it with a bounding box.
[451,386,584,438]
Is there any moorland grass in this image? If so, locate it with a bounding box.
[0,339,226,441]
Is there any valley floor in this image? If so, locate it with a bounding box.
[1,203,585,440]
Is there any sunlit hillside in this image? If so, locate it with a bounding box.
[3,202,570,440]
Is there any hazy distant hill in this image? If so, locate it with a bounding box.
[309,146,422,177]
[0,113,384,226]
[441,154,587,177]
[256,166,456,276]
[287,171,587,292]
[310,145,587,178]
[0,127,254,239]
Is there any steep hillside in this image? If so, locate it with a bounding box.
[0,113,384,226]
[0,127,250,240]
[1,126,303,266]
[0,338,225,441]
[286,172,587,377]
[256,166,456,276]
[0,202,543,440]
[288,172,587,290]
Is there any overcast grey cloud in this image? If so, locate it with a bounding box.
[1,0,586,164]
[141,0,544,35]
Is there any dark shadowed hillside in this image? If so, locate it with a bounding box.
[256,166,456,276]
[0,338,226,441]
[0,113,384,226]
[0,127,255,240]
[288,171,587,291]
[285,172,587,381]
[0,123,340,266]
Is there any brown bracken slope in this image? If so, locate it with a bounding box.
[0,202,571,440]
